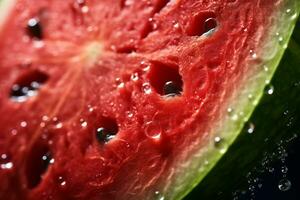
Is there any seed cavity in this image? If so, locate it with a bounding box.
[186,12,217,36]
[10,70,49,102]
[95,117,119,143]
[148,61,183,96]
[27,18,43,40]
[25,142,53,189]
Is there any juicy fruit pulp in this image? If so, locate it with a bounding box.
[0,0,298,200]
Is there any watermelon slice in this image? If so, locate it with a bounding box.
[0,0,299,199]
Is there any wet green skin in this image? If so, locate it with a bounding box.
[185,15,300,200]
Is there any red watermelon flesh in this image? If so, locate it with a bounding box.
[0,0,298,199]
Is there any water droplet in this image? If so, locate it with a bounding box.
[227,107,233,115]
[42,115,49,122]
[145,121,162,140]
[88,105,95,112]
[126,111,133,118]
[81,5,89,13]
[42,152,54,166]
[249,50,257,59]
[80,119,88,128]
[285,8,297,20]
[231,114,239,121]
[263,65,269,72]
[148,18,158,30]
[55,122,63,129]
[27,18,43,40]
[281,166,288,174]
[173,22,180,29]
[11,129,18,136]
[214,136,226,153]
[278,36,284,44]
[52,117,63,129]
[163,81,182,97]
[142,83,152,94]
[265,84,274,95]
[268,167,275,173]
[20,121,28,128]
[118,82,125,88]
[74,0,89,14]
[142,62,151,72]
[290,13,298,20]
[131,72,139,81]
[154,191,165,200]
[58,176,67,187]
[11,85,36,101]
[1,154,7,160]
[214,136,222,144]
[1,153,13,170]
[247,94,253,100]
[278,178,291,191]
[247,123,255,134]
[115,78,125,88]
[1,162,13,170]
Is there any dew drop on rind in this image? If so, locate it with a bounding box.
[247,123,255,134]
[27,18,43,40]
[265,84,274,95]
[163,81,182,97]
[204,18,217,34]
[214,136,223,147]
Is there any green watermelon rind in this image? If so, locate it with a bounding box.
[168,1,300,200]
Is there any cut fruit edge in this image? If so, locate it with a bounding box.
[0,1,299,200]
[170,1,300,200]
